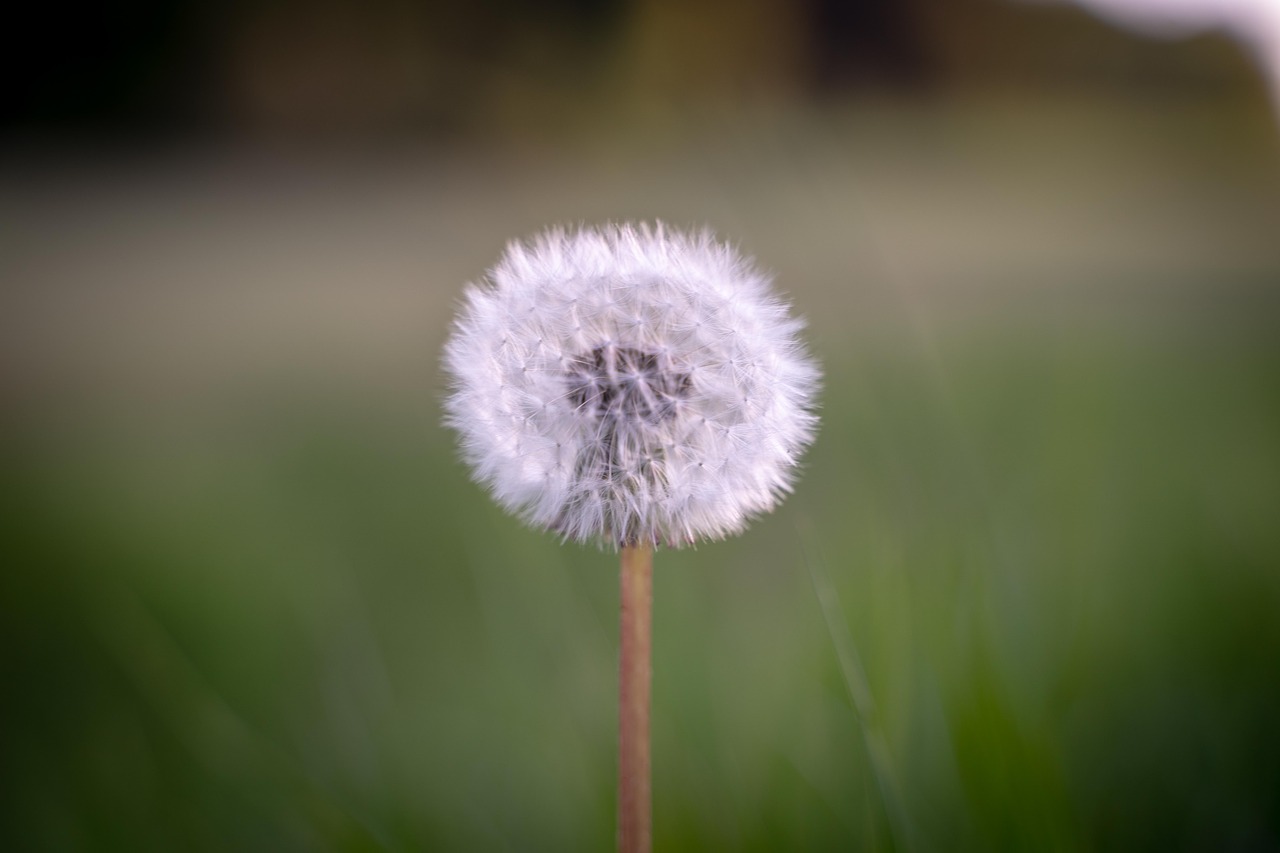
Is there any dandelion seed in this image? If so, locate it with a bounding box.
[442,222,820,549]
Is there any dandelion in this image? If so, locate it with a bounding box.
[442,222,820,852]
[444,223,819,549]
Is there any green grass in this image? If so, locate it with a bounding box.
[3,322,1279,851]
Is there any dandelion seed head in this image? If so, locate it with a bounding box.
[442,222,820,548]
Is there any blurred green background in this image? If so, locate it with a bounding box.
[3,1,1280,850]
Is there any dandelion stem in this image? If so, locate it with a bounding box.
[619,542,653,853]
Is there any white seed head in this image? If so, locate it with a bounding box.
[442,223,820,549]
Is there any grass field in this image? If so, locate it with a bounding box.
[3,100,1279,850]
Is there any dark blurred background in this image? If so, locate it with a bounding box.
[3,1,1279,850]
[5,0,1276,140]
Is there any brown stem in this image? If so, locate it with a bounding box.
[618,543,653,853]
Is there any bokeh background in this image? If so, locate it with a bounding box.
[3,1,1279,850]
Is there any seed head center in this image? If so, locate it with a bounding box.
[566,344,691,424]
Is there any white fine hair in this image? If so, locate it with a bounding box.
[442,222,821,549]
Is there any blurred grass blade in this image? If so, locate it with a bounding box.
[798,518,914,853]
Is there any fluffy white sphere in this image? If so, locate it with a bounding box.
[442,223,820,548]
